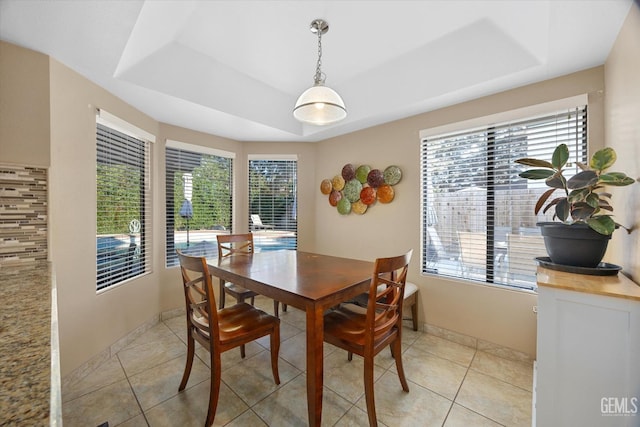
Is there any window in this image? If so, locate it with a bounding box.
[248,157,297,252]
[96,116,152,291]
[421,106,587,290]
[165,142,234,267]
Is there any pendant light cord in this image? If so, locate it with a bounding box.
[314,22,324,85]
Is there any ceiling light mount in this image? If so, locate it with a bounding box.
[310,19,329,36]
[293,19,347,126]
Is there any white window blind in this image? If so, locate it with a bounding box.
[165,145,233,267]
[96,123,151,290]
[248,159,297,252]
[421,106,587,290]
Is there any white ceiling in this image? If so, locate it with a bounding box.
[0,0,633,142]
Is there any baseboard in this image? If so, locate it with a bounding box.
[425,322,534,363]
[62,314,160,389]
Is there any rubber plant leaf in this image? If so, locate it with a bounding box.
[567,170,598,189]
[585,193,600,209]
[568,188,589,203]
[542,197,561,214]
[545,172,567,189]
[571,202,596,220]
[519,169,554,180]
[551,144,569,169]
[599,172,636,186]
[590,147,616,171]
[515,158,554,168]
[535,188,557,214]
[555,198,570,221]
[587,215,616,235]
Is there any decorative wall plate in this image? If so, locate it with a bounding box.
[355,165,371,183]
[377,184,395,203]
[329,190,342,206]
[320,179,332,194]
[343,179,363,202]
[337,198,351,215]
[383,165,402,185]
[352,200,368,214]
[331,175,345,191]
[360,186,376,205]
[342,163,355,181]
[367,169,384,188]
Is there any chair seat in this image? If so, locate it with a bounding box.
[192,302,279,343]
[324,307,397,349]
[352,282,417,305]
[218,303,278,342]
[405,281,418,297]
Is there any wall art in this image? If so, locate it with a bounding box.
[320,163,402,215]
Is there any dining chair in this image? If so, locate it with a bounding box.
[216,233,287,320]
[216,233,257,310]
[176,250,280,427]
[324,249,413,427]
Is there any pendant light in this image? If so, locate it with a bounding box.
[293,19,347,126]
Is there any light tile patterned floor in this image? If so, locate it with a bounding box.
[62,296,533,427]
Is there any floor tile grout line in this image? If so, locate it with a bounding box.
[116,352,150,427]
[115,324,202,426]
[221,355,304,410]
[439,348,477,426]
[64,317,530,427]
[450,401,509,427]
[466,365,535,394]
[132,351,210,420]
[447,350,512,427]
[467,348,535,393]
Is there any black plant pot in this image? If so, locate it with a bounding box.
[537,222,612,268]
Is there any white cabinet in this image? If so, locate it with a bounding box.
[535,268,640,427]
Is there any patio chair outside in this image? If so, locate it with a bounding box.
[458,231,486,278]
[251,214,275,230]
[507,233,547,280]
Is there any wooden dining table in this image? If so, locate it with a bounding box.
[208,250,374,427]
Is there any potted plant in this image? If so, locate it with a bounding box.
[515,144,637,268]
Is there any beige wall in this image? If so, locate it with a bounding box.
[604,3,640,282]
[2,9,638,374]
[0,41,50,167]
[48,58,162,375]
[314,67,606,358]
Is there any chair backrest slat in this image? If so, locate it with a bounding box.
[365,250,412,341]
[177,250,220,343]
[217,233,254,258]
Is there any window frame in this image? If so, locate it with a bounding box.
[247,155,298,252]
[419,97,589,291]
[165,140,235,268]
[96,111,153,292]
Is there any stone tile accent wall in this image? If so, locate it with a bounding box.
[0,164,48,265]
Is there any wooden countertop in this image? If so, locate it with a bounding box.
[0,262,61,425]
[537,266,640,301]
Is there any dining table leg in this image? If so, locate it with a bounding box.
[306,305,324,427]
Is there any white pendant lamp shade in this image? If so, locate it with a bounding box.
[293,84,347,125]
[293,19,347,126]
